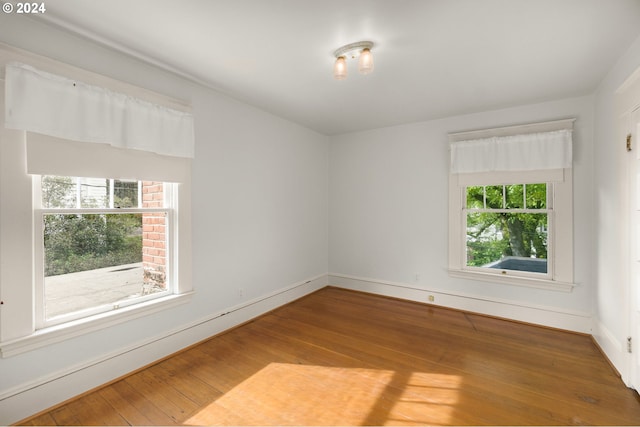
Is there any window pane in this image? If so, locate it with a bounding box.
[505,185,524,209]
[79,177,109,208]
[113,180,139,208]
[526,183,547,209]
[42,176,76,208]
[466,212,548,274]
[485,185,504,209]
[42,176,150,209]
[43,212,166,319]
[466,186,485,209]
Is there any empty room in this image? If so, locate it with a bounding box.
[2,0,640,425]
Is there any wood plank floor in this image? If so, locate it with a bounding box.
[20,287,640,426]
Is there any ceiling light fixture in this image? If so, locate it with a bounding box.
[333,41,374,80]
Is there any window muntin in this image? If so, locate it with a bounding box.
[464,183,551,278]
[35,176,172,327]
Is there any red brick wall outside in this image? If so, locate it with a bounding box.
[142,181,166,292]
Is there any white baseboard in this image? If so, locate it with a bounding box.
[592,319,629,384]
[329,273,592,333]
[0,273,328,426]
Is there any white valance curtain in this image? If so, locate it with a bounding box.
[4,62,194,158]
[450,129,572,174]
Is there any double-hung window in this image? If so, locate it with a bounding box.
[34,176,176,328]
[448,119,575,292]
[464,182,551,278]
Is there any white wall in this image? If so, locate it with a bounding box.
[0,15,329,424]
[593,33,640,382]
[329,96,595,332]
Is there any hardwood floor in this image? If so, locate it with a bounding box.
[20,287,640,426]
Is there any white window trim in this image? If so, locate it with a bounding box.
[33,178,178,329]
[447,269,575,292]
[0,292,194,358]
[448,119,576,292]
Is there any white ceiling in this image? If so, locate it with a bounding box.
[35,0,640,135]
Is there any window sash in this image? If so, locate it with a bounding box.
[465,183,551,211]
[461,182,553,279]
[462,209,553,280]
[34,208,173,328]
[33,175,176,329]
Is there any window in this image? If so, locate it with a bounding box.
[0,132,193,356]
[34,176,175,328]
[447,120,575,292]
[464,183,551,278]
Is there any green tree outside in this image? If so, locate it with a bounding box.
[465,184,548,268]
[42,176,142,277]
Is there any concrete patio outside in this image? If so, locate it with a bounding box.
[44,262,157,319]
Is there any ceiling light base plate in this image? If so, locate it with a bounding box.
[334,41,374,59]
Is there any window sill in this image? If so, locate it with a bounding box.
[448,269,576,292]
[0,292,194,358]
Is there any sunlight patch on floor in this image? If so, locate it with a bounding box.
[184,363,461,426]
[383,372,462,426]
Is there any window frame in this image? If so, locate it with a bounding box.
[462,182,554,281]
[33,176,178,329]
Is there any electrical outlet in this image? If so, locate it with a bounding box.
[428,295,435,302]
[239,288,245,298]
[414,273,420,282]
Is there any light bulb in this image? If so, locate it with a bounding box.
[358,48,374,75]
[333,56,347,80]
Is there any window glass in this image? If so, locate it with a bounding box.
[112,179,139,208]
[485,185,504,209]
[79,177,109,208]
[505,184,524,209]
[464,183,549,276]
[42,175,76,208]
[38,175,170,325]
[466,186,485,209]
[526,183,547,209]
